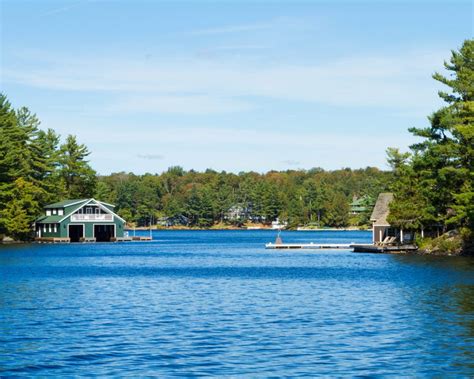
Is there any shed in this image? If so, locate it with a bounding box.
[370,193,394,244]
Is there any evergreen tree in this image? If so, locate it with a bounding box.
[389,39,473,241]
[0,178,42,240]
[323,192,349,227]
[0,95,23,194]
[58,135,97,198]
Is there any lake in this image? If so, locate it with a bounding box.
[1,230,473,376]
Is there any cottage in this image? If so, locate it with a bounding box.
[224,205,251,222]
[156,215,190,227]
[370,193,395,244]
[35,199,126,242]
[349,195,373,215]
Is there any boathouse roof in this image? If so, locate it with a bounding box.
[370,193,394,226]
[44,199,115,209]
[37,198,121,224]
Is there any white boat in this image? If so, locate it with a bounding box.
[271,218,288,230]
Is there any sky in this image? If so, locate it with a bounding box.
[1,0,472,175]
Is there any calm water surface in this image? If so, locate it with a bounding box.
[1,230,473,376]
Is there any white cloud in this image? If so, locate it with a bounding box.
[3,48,446,113]
[108,94,255,114]
[189,21,275,35]
[281,160,301,166]
[77,125,412,150]
[137,153,164,160]
[188,17,306,36]
[82,125,416,174]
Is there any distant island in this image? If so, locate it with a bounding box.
[0,40,472,255]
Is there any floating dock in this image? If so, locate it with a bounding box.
[265,242,418,253]
[35,236,152,243]
[265,242,353,249]
[35,237,71,243]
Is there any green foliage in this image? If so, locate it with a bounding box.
[59,135,97,198]
[0,94,96,240]
[97,166,391,227]
[323,192,350,227]
[387,39,474,242]
[0,178,43,240]
[418,234,463,255]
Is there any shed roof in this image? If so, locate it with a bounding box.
[44,199,89,208]
[370,193,394,226]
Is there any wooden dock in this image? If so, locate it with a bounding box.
[265,242,353,250]
[352,244,418,253]
[265,242,419,253]
[111,236,152,242]
[35,236,152,243]
[35,237,71,243]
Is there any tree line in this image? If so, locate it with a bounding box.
[96,167,391,228]
[386,39,473,246]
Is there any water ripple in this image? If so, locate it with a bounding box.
[1,230,473,376]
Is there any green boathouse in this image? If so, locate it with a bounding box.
[35,199,126,242]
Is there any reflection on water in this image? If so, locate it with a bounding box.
[1,230,473,376]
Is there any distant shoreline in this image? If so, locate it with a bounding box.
[125,226,371,232]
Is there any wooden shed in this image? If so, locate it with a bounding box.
[370,193,395,244]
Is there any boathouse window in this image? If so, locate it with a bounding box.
[54,224,57,233]
[46,210,51,216]
[86,207,92,214]
[52,209,57,215]
[58,209,64,216]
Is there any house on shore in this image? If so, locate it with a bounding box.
[350,195,374,215]
[370,192,440,246]
[35,199,126,242]
[225,205,251,223]
[370,193,395,244]
[157,214,190,227]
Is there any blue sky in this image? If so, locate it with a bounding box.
[1,0,472,174]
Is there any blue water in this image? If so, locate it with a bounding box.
[1,230,473,376]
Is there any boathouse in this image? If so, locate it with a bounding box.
[35,199,126,242]
[370,193,395,244]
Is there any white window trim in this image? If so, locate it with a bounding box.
[58,198,126,223]
[46,210,51,216]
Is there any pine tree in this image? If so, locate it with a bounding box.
[323,192,349,227]
[411,40,472,231]
[388,39,473,242]
[0,178,42,240]
[58,135,97,198]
